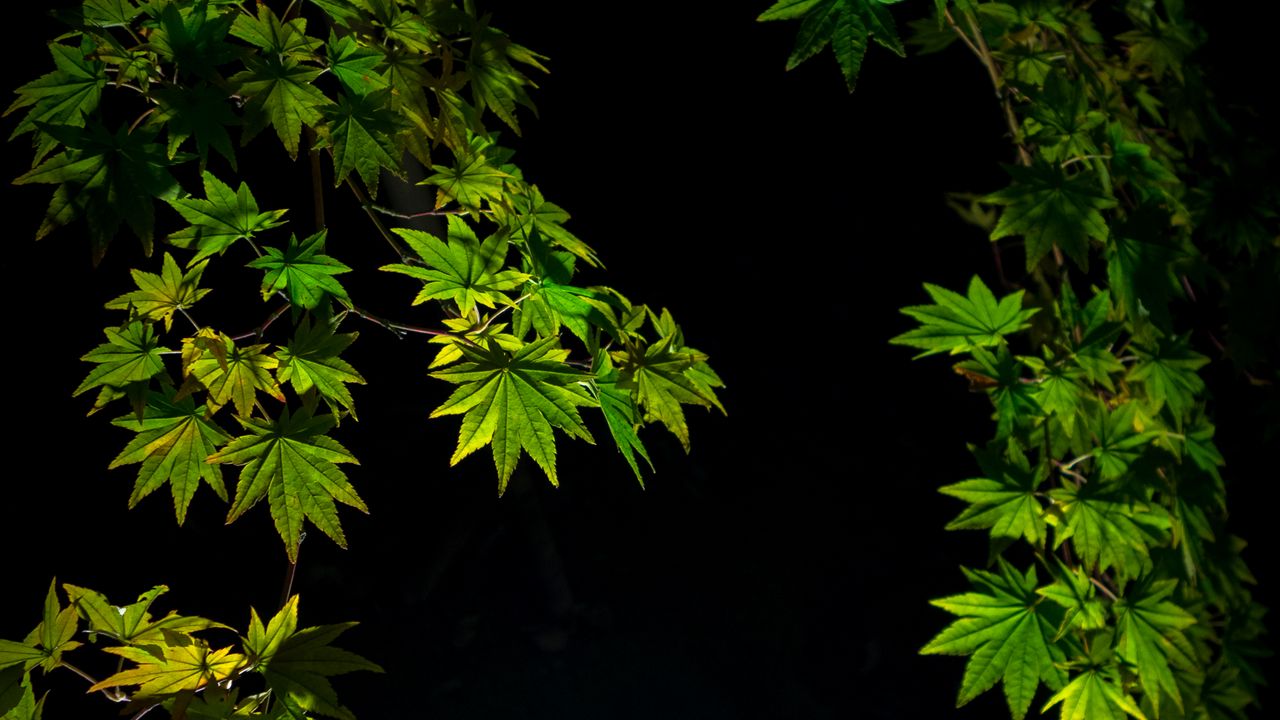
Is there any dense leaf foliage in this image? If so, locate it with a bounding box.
[766,0,1272,718]
[6,1,724,715]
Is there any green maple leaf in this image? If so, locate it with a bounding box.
[592,347,653,486]
[466,19,544,132]
[167,171,288,262]
[1042,667,1147,720]
[186,334,284,418]
[327,34,388,96]
[4,38,105,163]
[939,444,1048,545]
[891,275,1038,358]
[1036,561,1108,638]
[0,581,81,674]
[611,309,725,452]
[109,389,230,524]
[956,345,1043,440]
[1087,402,1158,481]
[501,184,601,267]
[62,584,223,646]
[1114,578,1197,716]
[145,0,236,81]
[91,635,245,701]
[229,2,321,59]
[430,336,596,492]
[381,217,529,315]
[230,55,331,159]
[758,0,906,92]
[1025,72,1105,163]
[986,163,1116,271]
[76,0,144,29]
[150,84,239,168]
[317,89,404,195]
[247,231,351,309]
[244,596,382,720]
[74,320,170,398]
[1106,204,1184,329]
[105,253,211,332]
[13,123,178,260]
[1127,335,1208,420]
[209,408,366,561]
[1050,483,1168,581]
[275,318,365,417]
[423,154,511,210]
[921,558,1067,719]
[0,664,40,720]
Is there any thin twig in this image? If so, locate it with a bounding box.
[1090,576,1119,602]
[230,303,291,342]
[952,9,1033,166]
[346,178,416,263]
[364,203,471,221]
[340,303,454,338]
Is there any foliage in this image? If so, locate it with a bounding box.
[0,582,379,719]
[5,0,723,715]
[764,0,1273,718]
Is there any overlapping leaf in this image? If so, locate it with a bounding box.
[167,171,287,262]
[891,275,1038,357]
[940,445,1047,545]
[247,231,351,309]
[62,584,221,646]
[208,408,366,561]
[758,0,906,91]
[1114,579,1197,716]
[987,163,1116,271]
[921,559,1067,719]
[91,635,245,701]
[109,389,230,524]
[105,252,210,331]
[381,217,529,315]
[74,320,170,398]
[243,596,381,720]
[185,333,284,417]
[275,318,365,416]
[430,336,596,491]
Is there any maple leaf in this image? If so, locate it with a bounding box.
[109,389,231,524]
[247,231,351,309]
[758,0,906,91]
[327,34,388,96]
[0,581,81,674]
[91,634,246,701]
[1127,335,1208,420]
[145,0,236,81]
[4,38,105,163]
[592,347,653,486]
[208,408,366,561]
[611,309,724,452]
[229,3,321,59]
[380,217,529,316]
[1050,483,1169,582]
[185,333,285,417]
[956,345,1043,439]
[62,584,223,646]
[13,123,178,260]
[891,275,1038,358]
[1025,72,1105,163]
[939,444,1048,546]
[0,665,40,720]
[316,89,404,195]
[466,19,545,132]
[1036,561,1109,638]
[167,171,288,263]
[74,320,171,399]
[1114,578,1197,716]
[1087,402,1158,481]
[501,184,601,267]
[422,154,511,210]
[921,558,1067,719]
[105,252,211,332]
[243,596,382,720]
[229,55,331,159]
[150,84,239,168]
[1041,635,1147,720]
[986,163,1116,271]
[274,318,366,417]
[430,337,596,492]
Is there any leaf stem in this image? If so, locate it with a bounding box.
[346,178,415,263]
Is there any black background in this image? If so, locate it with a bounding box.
[3,2,1275,718]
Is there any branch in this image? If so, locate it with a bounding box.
[949,9,1032,166]
[364,203,471,221]
[345,178,416,263]
[338,303,455,339]
[230,303,291,342]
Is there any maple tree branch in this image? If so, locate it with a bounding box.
[1090,576,1119,602]
[230,303,291,342]
[345,178,416,264]
[364,203,471,220]
[339,303,454,338]
[951,9,1032,166]
[306,128,326,232]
